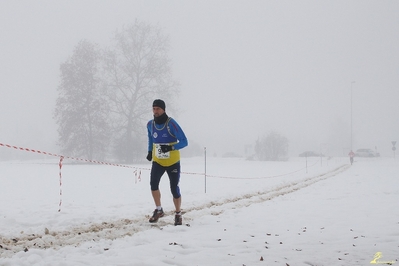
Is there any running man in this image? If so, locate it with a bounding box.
[146,99,188,225]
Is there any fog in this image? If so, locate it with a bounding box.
[1,1,398,159]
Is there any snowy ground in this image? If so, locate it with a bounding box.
[0,155,398,265]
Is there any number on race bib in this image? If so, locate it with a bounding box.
[155,144,170,159]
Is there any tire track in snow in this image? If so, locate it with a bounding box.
[186,164,350,214]
[0,164,349,257]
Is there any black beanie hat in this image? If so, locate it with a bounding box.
[153,99,166,110]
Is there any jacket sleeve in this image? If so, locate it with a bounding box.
[169,119,188,150]
[147,121,153,152]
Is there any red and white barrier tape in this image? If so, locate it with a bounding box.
[0,142,318,180]
[0,142,320,210]
[0,142,320,180]
[0,142,150,170]
[0,142,150,211]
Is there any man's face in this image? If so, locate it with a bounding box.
[153,106,165,117]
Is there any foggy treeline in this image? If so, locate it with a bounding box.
[54,20,178,163]
[53,19,290,163]
[255,131,289,161]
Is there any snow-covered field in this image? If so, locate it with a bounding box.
[0,155,398,265]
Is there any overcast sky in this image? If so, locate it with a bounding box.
[1,0,398,158]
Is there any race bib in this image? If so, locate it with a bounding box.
[155,144,170,159]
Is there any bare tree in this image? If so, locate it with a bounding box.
[255,131,289,161]
[103,20,179,162]
[54,40,110,160]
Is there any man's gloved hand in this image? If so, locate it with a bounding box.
[146,151,152,161]
[160,145,173,153]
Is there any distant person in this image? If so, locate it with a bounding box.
[146,99,188,225]
[348,150,355,165]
